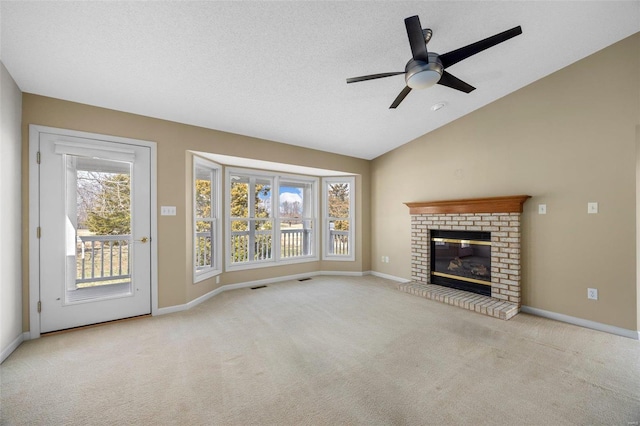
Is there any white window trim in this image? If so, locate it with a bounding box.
[193,156,222,283]
[225,167,319,271]
[277,175,318,265]
[322,176,355,261]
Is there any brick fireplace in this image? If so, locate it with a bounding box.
[399,195,530,320]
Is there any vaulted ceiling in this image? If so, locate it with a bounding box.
[2,1,638,159]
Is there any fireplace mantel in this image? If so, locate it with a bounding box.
[405,195,531,215]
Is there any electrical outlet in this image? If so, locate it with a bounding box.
[386,256,390,263]
[216,276,220,284]
[587,288,598,300]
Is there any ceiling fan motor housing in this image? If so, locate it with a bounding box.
[405,53,443,89]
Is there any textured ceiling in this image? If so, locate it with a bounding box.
[1,1,639,160]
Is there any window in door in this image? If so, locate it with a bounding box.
[69,155,134,302]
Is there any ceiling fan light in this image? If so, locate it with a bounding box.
[407,69,441,89]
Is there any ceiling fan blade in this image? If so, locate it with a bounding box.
[405,15,429,62]
[390,86,412,109]
[437,71,476,93]
[346,72,405,84]
[439,26,522,69]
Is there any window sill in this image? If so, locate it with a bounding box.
[225,256,319,272]
[194,269,222,284]
[322,255,355,262]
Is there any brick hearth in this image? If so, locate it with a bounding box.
[397,282,519,320]
[402,196,530,320]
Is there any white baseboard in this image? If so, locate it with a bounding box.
[156,270,386,315]
[157,271,328,315]
[368,270,411,283]
[319,270,366,277]
[1,332,29,364]
[155,304,189,316]
[521,305,639,340]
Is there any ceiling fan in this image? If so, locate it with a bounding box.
[346,15,522,109]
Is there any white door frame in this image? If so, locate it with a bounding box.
[29,124,159,339]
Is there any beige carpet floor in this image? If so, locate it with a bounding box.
[1,275,639,425]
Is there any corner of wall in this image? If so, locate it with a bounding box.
[0,61,24,359]
[636,124,640,333]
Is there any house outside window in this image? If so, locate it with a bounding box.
[226,168,318,270]
[323,176,355,261]
[193,157,221,282]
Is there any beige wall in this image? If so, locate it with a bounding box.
[371,33,640,331]
[1,62,23,357]
[21,95,370,331]
[17,33,639,334]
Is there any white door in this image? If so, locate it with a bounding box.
[37,132,152,333]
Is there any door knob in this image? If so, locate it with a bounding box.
[135,237,149,243]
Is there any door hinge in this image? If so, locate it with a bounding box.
[37,227,41,239]
[37,301,42,313]
[36,151,41,164]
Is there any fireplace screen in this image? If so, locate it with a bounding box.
[431,230,491,296]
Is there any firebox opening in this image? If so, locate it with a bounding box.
[431,230,491,297]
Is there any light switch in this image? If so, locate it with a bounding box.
[587,202,598,214]
[538,204,547,215]
[161,206,177,216]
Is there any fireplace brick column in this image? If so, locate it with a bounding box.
[410,212,523,306]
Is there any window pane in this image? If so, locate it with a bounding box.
[254,219,273,260]
[230,220,249,263]
[230,180,249,218]
[195,221,212,270]
[328,183,350,218]
[254,179,272,218]
[231,220,249,232]
[328,220,349,255]
[73,156,132,300]
[280,219,313,258]
[279,181,312,218]
[254,219,272,231]
[254,233,273,261]
[195,167,211,219]
[231,233,249,263]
